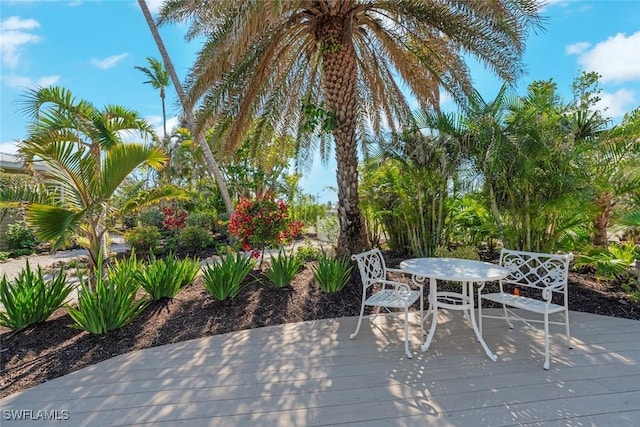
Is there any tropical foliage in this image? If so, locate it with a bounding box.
[0,86,169,277]
[158,0,543,257]
[201,252,255,301]
[0,262,72,331]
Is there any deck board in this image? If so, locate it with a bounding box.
[2,309,640,426]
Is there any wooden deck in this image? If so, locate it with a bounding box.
[2,309,640,426]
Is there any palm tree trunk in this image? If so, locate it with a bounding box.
[138,0,234,217]
[593,192,615,246]
[319,17,368,258]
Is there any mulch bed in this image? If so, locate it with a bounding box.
[1,251,639,399]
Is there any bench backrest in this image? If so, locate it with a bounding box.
[499,249,573,297]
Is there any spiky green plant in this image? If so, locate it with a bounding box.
[202,252,255,301]
[264,248,303,288]
[67,256,148,334]
[138,253,200,301]
[312,252,353,293]
[0,261,72,331]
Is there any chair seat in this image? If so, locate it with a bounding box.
[365,289,421,309]
[481,292,565,314]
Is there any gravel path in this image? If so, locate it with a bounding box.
[0,240,129,282]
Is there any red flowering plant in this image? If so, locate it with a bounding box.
[162,206,188,233]
[228,192,303,263]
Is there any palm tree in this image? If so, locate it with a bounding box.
[158,0,543,257]
[137,0,234,217]
[135,57,170,139]
[12,86,169,275]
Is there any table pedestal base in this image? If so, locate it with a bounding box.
[420,279,498,362]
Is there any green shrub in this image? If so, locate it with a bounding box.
[202,252,255,301]
[265,248,303,288]
[125,225,161,253]
[67,257,148,334]
[312,252,352,293]
[138,253,200,300]
[434,245,480,260]
[178,226,214,252]
[186,210,217,230]
[138,207,164,228]
[575,242,638,280]
[0,262,73,331]
[5,222,38,253]
[0,252,9,261]
[295,240,322,263]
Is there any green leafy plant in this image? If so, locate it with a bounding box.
[178,225,214,252]
[107,250,142,284]
[125,225,161,253]
[265,248,303,288]
[295,240,321,263]
[0,251,9,261]
[0,262,72,331]
[186,210,218,230]
[434,245,480,260]
[138,253,200,300]
[4,222,38,254]
[138,207,164,228]
[67,256,148,334]
[202,252,255,301]
[312,252,353,293]
[575,242,638,280]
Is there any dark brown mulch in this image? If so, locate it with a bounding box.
[1,252,639,399]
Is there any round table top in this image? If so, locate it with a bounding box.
[400,257,509,282]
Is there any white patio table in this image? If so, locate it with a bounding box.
[400,257,509,361]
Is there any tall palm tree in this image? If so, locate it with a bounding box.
[158,0,543,257]
[137,0,234,217]
[135,57,171,139]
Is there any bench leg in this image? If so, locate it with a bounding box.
[543,311,550,370]
[502,303,514,329]
[404,307,412,359]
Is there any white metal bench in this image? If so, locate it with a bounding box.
[478,249,573,369]
[350,249,424,359]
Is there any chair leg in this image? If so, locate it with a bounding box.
[543,311,550,370]
[565,308,573,349]
[350,303,367,340]
[404,306,412,359]
[502,303,514,329]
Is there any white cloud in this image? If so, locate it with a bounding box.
[565,42,590,55]
[90,53,129,69]
[0,142,20,155]
[0,16,39,31]
[595,89,636,119]
[3,74,60,88]
[0,16,41,68]
[573,32,640,84]
[143,0,165,14]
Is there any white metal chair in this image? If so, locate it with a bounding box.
[350,248,424,359]
[478,249,573,369]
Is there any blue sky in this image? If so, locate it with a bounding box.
[1,0,639,203]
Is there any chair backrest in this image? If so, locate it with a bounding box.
[500,249,572,296]
[351,248,388,290]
